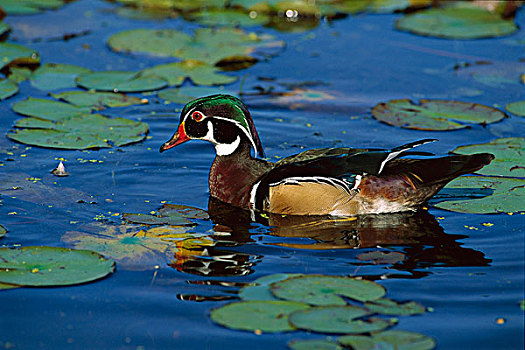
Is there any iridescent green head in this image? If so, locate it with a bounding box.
[160,95,265,158]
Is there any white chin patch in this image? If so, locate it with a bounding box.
[215,136,241,156]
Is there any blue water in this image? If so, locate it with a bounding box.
[1,1,524,349]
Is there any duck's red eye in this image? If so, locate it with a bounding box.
[191,111,205,122]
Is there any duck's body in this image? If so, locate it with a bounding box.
[160,95,494,216]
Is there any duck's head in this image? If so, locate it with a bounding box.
[159,94,265,158]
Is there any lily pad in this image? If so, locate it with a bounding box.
[75,71,168,92]
[108,27,284,67]
[189,9,269,27]
[505,101,525,117]
[30,63,92,91]
[158,86,237,105]
[210,300,310,332]
[51,91,147,109]
[451,138,524,178]
[8,67,33,83]
[357,251,405,265]
[240,273,302,301]
[0,246,115,286]
[289,306,395,334]
[12,97,91,121]
[371,99,506,131]
[433,176,525,214]
[288,339,343,350]
[0,78,18,100]
[395,3,518,39]
[364,298,426,316]
[0,0,66,15]
[0,42,40,70]
[123,204,209,226]
[271,275,386,305]
[0,224,6,238]
[142,60,237,86]
[338,330,436,350]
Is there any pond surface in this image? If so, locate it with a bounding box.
[0,1,524,349]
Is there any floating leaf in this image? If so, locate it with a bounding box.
[505,101,525,117]
[288,339,343,350]
[0,246,115,286]
[157,204,210,220]
[210,300,310,332]
[0,224,6,238]
[0,79,18,100]
[30,63,92,91]
[189,9,268,27]
[0,282,19,290]
[0,0,66,15]
[395,3,518,39]
[0,42,40,70]
[371,99,506,131]
[433,176,525,214]
[369,0,432,14]
[240,273,302,301]
[108,27,284,66]
[289,306,394,334]
[338,330,436,350]
[123,204,209,226]
[158,86,237,105]
[357,251,405,265]
[451,138,524,178]
[76,71,168,92]
[8,67,33,83]
[365,298,426,316]
[0,21,11,36]
[142,60,237,86]
[271,275,386,305]
[13,97,91,121]
[51,91,147,109]
[122,213,193,226]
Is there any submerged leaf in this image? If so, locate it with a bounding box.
[0,246,115,286]
[0,224,6,238]
[338,330,436,350]
[395,3,518,39]
[371,99,506,131]
[142,60,237,86]
[31,63,92,91]
[505,101,525,117]
[210,300,310,332]
[271,275,386,305]
[364,298,426,316]
[76,71,168,92]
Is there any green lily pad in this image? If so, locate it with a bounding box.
[371,99,506,131]
[271,275,386,305]
[108,28,284,67]
[0,246,115,286]
[189,8,269,27]
[451,138,524,178]
[0,224,6,238]
[142,60,237,87]
[288,339,343,350]
[364,298,426,316]
[8,67,33,83]
[368,0,432,14]
[122,213,193,226]
[210,300,310,332]
[240,273,302,301]
[505,101,525,117]
[51,91,147,109]
[75,71,168,92]
[0,42,40,70]
[157,203,210,220]
[338,330,436,350]
[30,63,92,91]
[289,306,395,334]
[0,0,66,15]
[0,282,19,290]
[433,176,525,214]
[0,79,19,100]
[0,21,10,36]
[395,3,518,39]
[158,86,237,105]
[13,97,91,121]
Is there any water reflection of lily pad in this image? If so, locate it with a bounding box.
[0,42,40,70]
[0,246,115,286]
[240,273,302,301]
[433,176,525,214]
[364,298,426,316]
[210,300,310,332]
[395,3,518,39]
[289,306,395,334]
[51,91,147,109]
[31,63,92,91]
[371,99,506,131]
[271,275,386,305]
[76,71,168,92]
[0,0,67,15]
[357,251,405,265]
[288,339,342,350]
[142,60,237,86]
[451,138,524,177]
[0,79,19,100]
[338,330,436,350]
[158,86,237,105]
[108,28,284,67]
[505,101,525,117]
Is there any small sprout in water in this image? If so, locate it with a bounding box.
[52,161,69,177]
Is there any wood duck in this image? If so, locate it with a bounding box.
[160,94,494,216]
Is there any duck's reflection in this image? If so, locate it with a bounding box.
[170,197,490,279]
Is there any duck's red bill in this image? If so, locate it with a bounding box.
[159,122,189,153]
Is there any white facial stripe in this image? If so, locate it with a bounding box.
[212,116,259,158]
[215,136,241,156]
